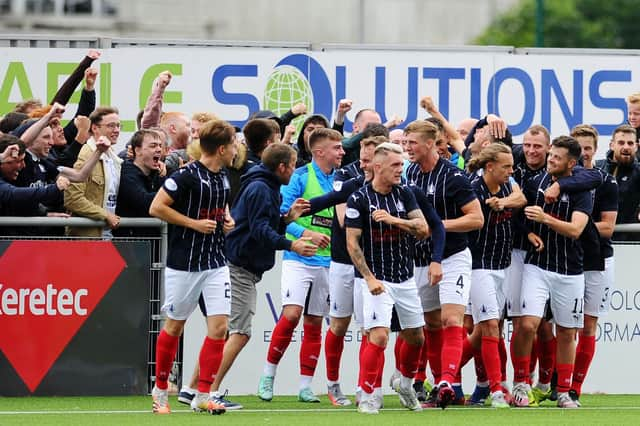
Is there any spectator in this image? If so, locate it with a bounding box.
[13,99,43,115]
[64,106,123,238]
[626,92,640,145]
[341,108,382,165]
[115,129,165,237]
[456,118,479,142]
[0,135,70,235]
[191,112,218,140]
[228,118,280,205]
[252,102,307,136]
[0,112,28,134]
[595,124,640,237]
[160,111,191,174]
[294,114,330,167]
[140,70,172,129]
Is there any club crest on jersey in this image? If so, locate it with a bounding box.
[223,176,230,190]
[560,193,569,203]
[396,200,405,213]
[333,181,343,191]
[427,184,436,195]
[346,207,360,219]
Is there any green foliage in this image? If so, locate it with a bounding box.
[475,0,640,48]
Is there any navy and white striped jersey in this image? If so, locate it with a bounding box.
[592,170,618,260]
[406,158,477,262]
[331,161,365,264]
[345,183,419,283]
[523,172,593,275]
[162,161,230,272]
[511,159,546,251]
[470,177,515,270]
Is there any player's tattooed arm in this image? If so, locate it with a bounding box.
[346,227,384,295]
[371,209,428,239]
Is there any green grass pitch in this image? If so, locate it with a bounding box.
[1,394,639,425]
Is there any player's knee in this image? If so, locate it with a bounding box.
[517,318,539,337]
[330,318,350,336]
[480,319,499,337]
[282,306,302,324]
[163,319,185,336]
[368,328,389,347]
[555,325,577,342]
[401,327,424,346]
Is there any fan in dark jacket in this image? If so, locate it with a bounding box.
[115,129,166,237]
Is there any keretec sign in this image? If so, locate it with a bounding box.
[0,241,126,392]
[0,284,88,316]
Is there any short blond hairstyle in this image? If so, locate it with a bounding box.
[191,111,218,124]
[403,120,439,141]
[627,93,640,105]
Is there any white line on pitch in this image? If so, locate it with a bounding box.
[1,407,640,415]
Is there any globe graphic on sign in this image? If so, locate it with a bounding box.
[263,66,313,134]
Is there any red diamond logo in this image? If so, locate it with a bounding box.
[0,241,126,392]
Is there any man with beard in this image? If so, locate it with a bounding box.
[595,125,640,238]
[512,136,592,409]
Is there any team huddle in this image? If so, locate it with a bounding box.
[149,96,620,415]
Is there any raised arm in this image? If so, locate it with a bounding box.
[63,67,97,145]
[51,49,100,105]
[421,96,465,155]
[20,103,65,145]
[141,71,172,129]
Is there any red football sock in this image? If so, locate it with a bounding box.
[324,329,344,382]
[529,337,539,380]
[300,323,322,377]
[481,336,502,392]
[572,334,596,396]
[414,332,428,382]
[362,342,385,394]
[509,331,517,369]
[440,326,463,384]
[513,355,531,384]
[198,337,224,392]
[556,363,574,393]
[426,328,443,383]
[358,334,369,388]
[399,340,422,379]
[472,345,488,383]
[394,334,404,371]
[498,338,507,382]
[266,316,297,365]
[455,332,473,384]
[538,337,557,385]
[155,329,179,390]
[375,348,385,388]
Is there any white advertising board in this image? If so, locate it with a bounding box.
[1,46,639,159]
[184,244,640,396]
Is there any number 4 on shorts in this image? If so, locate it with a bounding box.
[456,275,464,288]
